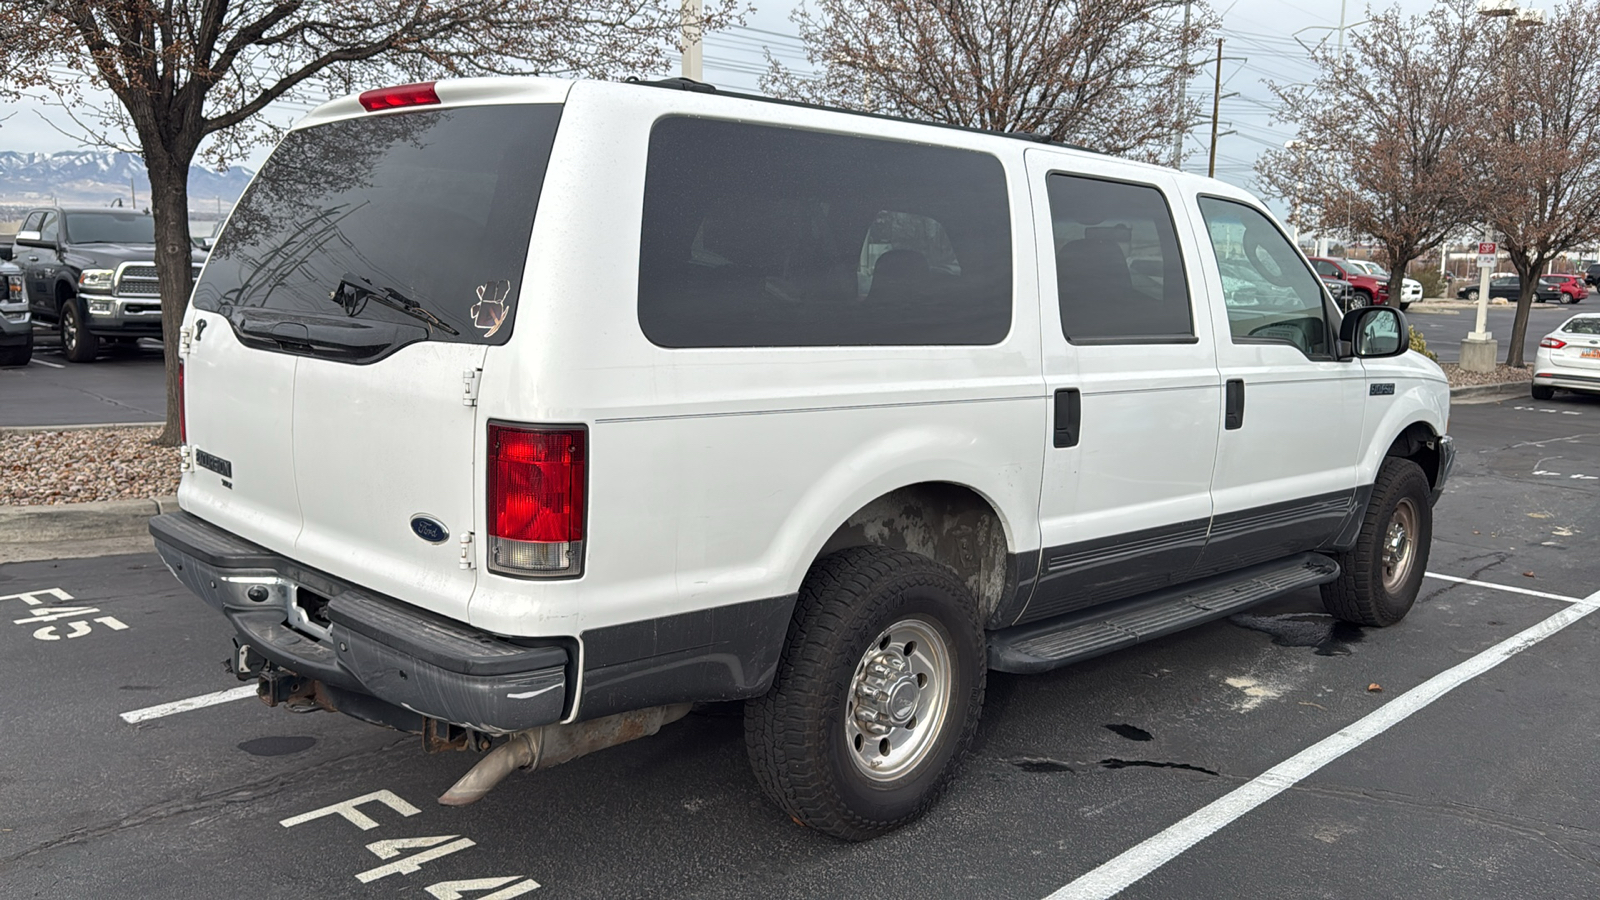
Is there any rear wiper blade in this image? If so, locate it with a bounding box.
[329,273,459,335]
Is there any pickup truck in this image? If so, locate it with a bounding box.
[11,206,204,361]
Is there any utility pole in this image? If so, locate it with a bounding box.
[130,175,137,210]
[1208,38,1223,178]
[1170,0,1193,170]
[681,0,703,81]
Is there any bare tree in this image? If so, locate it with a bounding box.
[762,0,1216,161]
[0,0,732,445]
[1256,0,1485,309]
[1475,0,1600,367]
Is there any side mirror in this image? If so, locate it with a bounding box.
[1340,306,1409,359]
[15,230,42,245]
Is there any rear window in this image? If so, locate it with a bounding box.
[194,104,560,356]
[637,117,1013,347]
[1562,318,1600,334]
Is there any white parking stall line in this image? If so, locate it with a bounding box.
[1424,571,1582,604]
[1044,585,1600,900]
[119,685,258,723]
[28,357,64,369]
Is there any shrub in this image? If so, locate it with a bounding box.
[1413,269,1448,300]
[1409,325,1438,361]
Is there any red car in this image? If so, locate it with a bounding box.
[1308,257,1390,306]
[1539,274,1588,304]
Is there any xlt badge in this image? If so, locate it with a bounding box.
[194,448,233,478]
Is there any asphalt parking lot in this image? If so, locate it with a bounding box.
[0,329,166,426]
[1410,301,1576,365]
[2,396,1598,899]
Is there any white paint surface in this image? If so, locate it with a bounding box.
[279,790,421,831]
[427,877,541,899]
[119,685,259,723]
[1044,583,1600,900]
[357,836,476,883]
[1424,571,1581,604]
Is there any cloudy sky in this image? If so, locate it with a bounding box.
[0,0,1449,195]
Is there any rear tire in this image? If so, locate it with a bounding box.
[59,301,98,363]
[1321,458,1432,627]
[1532,384,1556,400]
[1466,289,1480,302]
[745,546,985,841]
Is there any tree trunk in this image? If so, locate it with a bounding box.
[1504,252,1550,368]
[146,151,196,448]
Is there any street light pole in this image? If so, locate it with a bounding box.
[1171,0,1192,170]
[681,0,703,81]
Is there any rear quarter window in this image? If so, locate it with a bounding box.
[637,117,1013,347]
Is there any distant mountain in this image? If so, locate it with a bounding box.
[0,150,253,211]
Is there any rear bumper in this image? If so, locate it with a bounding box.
[1533,370,1600,391]
[150,511,570,734]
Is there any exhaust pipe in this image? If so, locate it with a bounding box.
[438,703,692,806]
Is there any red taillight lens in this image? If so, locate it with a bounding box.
[1541,337,1567,349]
[487,424,586,577]
[358,82,440,112]
[178,360,187,444]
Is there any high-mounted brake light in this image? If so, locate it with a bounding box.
[178,361,187,444]
[358,82,440,112]
[487,424,586,578]
[1541,337,1567,349]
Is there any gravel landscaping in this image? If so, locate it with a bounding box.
[1439,362,1533,388]
[2,427,179,506]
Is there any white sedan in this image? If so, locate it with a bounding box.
[1532,313,1600,399]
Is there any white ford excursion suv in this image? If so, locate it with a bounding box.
[151,76,1454,840]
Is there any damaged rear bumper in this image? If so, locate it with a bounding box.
[149,511,570,734]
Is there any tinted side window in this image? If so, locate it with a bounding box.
[1197,197,1330,357]
[638,118,1013,347]
[1046,174,1193,343]
[1312,260,1340,277]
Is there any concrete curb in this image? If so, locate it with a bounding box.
[1449,380,1531,402]
[0,422,163,434]
[0,495,177,544]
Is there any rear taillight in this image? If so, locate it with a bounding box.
[178,360,187,443]
[487,423,586,578]
[1541,337,1567,349]
[358,82,440,111]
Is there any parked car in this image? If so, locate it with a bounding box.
[1532,313,1600,398]
[1319,273,1356,310]
[1344,260,1421,309]
[1539,274,1587,304]
[1456,273,1563,303]
[149,76,1454,840]
[1309,256,1390,307]
[1584,262,1600,288]
[11,206,205,362]
[0,259,30,366]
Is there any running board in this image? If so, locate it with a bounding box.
[989,552,1340,674]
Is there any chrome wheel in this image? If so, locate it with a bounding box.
[61,307,78,353]
[1466,289,1480,302]
[1382,497,1419,593]
[844,616,952,783]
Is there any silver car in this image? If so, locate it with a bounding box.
[1532,313,1600,399]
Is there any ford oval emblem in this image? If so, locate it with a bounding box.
[410,514,449,544]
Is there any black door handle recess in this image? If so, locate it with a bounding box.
[1225,379,1245,430]
[1054,388,1081,448]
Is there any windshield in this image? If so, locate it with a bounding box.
[65,212,156,244]
[194,104,561,355]
[1563,318,1600,334]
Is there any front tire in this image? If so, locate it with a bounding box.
[1532,384,1555,400]
[1465,289,1480,302]
[1321,458,1432,627]
[745,546,985,841]
[1352,290,1372,308]
[59,301,98,363]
